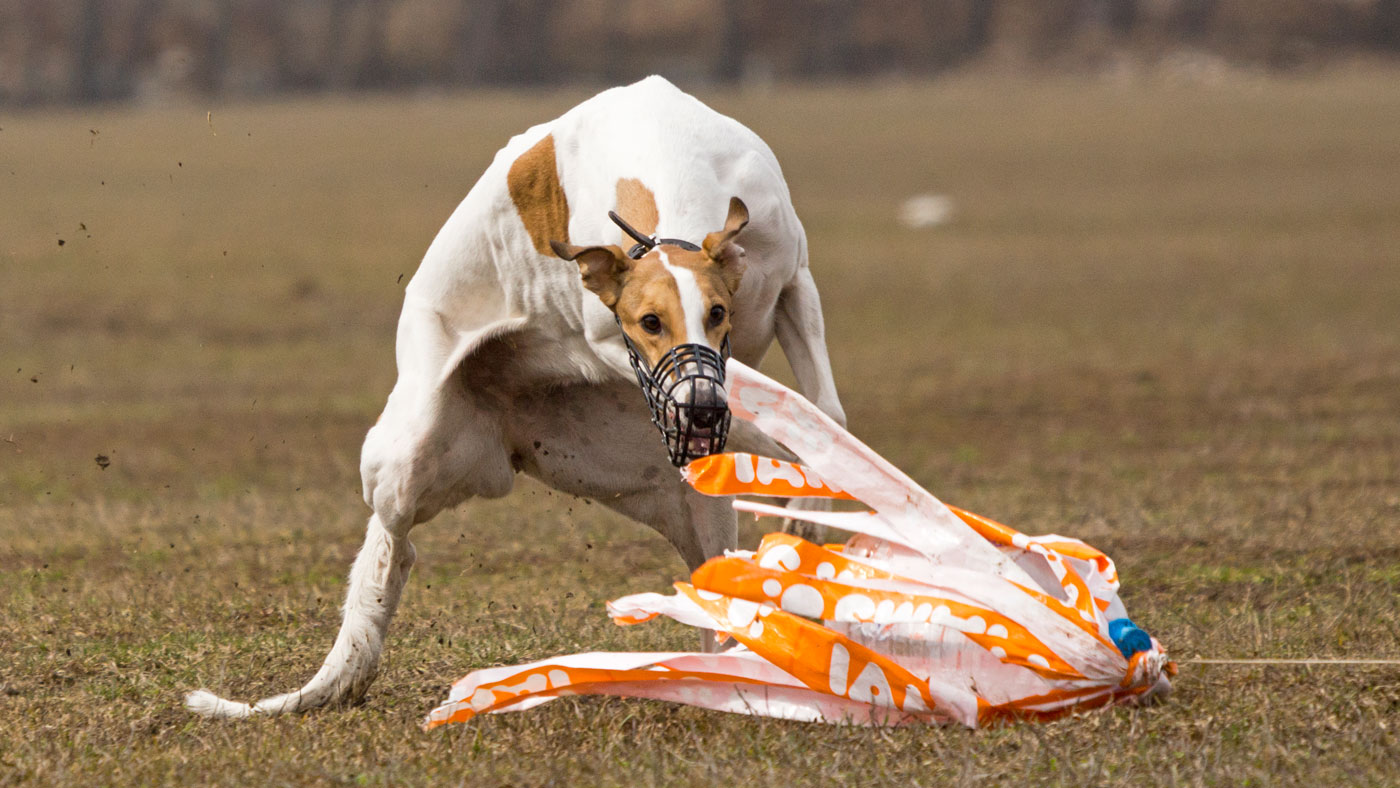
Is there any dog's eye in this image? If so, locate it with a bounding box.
[639,314,663,334]
[708,305,726,327]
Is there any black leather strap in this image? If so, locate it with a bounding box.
[608,210,701,259]
[626,238,700,259]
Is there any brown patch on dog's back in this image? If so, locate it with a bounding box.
[508,134,570,255]
[615,178,659,237]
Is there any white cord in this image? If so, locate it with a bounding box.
[1183,658,1400,665]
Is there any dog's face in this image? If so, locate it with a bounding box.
[552,197,747,368]
[602,241,739,365]
[551,198,748,451]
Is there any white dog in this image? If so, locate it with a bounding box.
[186,76,846,718]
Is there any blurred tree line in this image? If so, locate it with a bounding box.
[3,0,1399,105]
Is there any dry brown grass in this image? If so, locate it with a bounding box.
[2,70,1399,786]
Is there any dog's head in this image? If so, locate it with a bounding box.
[551,197,748,465]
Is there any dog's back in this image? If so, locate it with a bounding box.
[404,76,806,387]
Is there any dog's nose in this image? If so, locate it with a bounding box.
[690,407,720,429]
[687,385,726,428]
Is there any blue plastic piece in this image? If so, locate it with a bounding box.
[1108,618,1153,659]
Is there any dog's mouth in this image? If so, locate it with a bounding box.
[658,401,729,468]
[622,339,732,467]
[680,424,721,461]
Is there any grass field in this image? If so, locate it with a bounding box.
[3,69,1399,785]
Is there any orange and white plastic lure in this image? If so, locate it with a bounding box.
[425,361,1172,730]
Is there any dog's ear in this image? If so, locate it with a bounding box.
[702,197,748,294]
[551,241,631,308]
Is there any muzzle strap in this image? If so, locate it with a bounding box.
[608,210,701,260]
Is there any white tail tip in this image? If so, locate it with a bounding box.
[185,689,256,719]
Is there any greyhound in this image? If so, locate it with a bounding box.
[186,76,845,718]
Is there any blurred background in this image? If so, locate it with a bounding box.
[5,0,1400,105]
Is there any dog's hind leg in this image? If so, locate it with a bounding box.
[187,309,518,718]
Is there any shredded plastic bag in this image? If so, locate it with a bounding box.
[425,361,1173,729]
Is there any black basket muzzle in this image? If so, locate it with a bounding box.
[604,211,732,466]
[621,330,733,467]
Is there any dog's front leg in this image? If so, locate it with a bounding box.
[771,266,848,543]
[188,351,516,718]
[774,266,846,430]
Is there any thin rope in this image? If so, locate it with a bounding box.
[1182,658,1400,665]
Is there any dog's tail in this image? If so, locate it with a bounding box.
[184,690,256,719]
